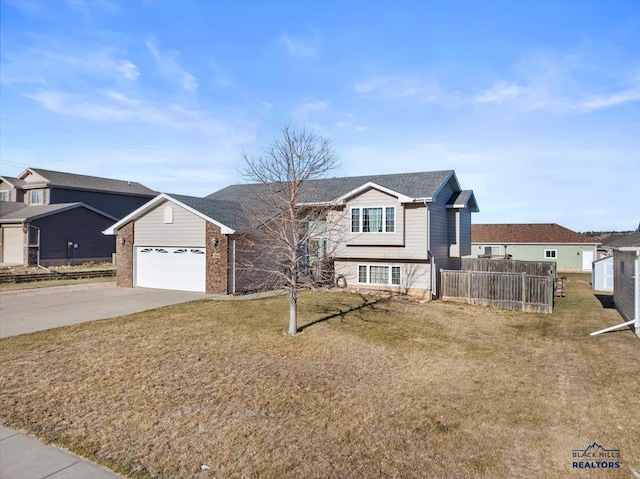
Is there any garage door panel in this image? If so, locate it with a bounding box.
[2,227,24,264]
[135,247,206,292]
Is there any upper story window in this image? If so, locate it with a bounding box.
[0,191,9,201]
[29,189,44,204]
[351,206,395,233]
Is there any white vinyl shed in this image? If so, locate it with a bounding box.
[592,255,613,292]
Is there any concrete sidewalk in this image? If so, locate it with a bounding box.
[0,425,120,479]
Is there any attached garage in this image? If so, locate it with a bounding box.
[105,193,241,295]
[1,226,24,264]
[135,246,206,292]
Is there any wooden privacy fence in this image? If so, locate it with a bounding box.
[462,258,556,278]
[440,270,554,313]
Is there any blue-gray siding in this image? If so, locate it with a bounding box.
[50,188,154,219]
[32,208,115,263]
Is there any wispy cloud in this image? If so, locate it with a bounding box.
[24,90,164,123]
[145,38,198,92]
[0,45,140,84]
[577,86,640,111]
[354,75,452,105]
[293,98,328,119]
[278,33,318,58]
[474,82,528,104]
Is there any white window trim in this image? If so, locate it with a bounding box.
[350,206,396,233]
[357,264,401,286]
[484,245,502,255]
[30,189,44,205]
[544,249,557,259]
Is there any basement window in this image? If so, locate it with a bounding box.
[357,264,401,286]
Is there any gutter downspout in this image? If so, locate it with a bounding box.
[425,200,436,298]
[27,224,47,270]
[232,239,236,294]
[590,250,640,336]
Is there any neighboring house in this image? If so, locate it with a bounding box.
[596,232,631,260]
[0,167,157,219]
[592,256,614,292]
[1,167,157,267]
[0,202,117,266]
[105,170,478,296]
[469,223,599,272]
[610,232,640,338]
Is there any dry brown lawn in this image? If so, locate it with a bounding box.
[1,280,638,478]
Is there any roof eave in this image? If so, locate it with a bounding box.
[103,193,236,235]
[335,181,414,204]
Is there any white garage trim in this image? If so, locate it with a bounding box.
[135,246,206,292]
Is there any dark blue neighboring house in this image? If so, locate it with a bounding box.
[0,168,157,266]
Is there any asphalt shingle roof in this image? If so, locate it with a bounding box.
[472,223,598,244]
[206,170,456,205]
[26,168,157,196]
[168,194,255,232]
[605,231,640,248]
[0,176,28,187]
[0,202,115,222]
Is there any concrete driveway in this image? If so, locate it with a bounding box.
[0,283,211,338]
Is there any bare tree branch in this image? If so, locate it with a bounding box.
[239,124,341,335]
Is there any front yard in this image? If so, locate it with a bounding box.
[0,281,638,478]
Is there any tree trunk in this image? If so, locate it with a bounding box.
[288,288,298,335]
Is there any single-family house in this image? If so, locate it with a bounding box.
[0,168,157,218]
[469,223,599,272]
[1,168,157,266]
[105,170,479,296]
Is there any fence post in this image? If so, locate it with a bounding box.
[548,275,553,314]
[467,270,472,304]
[521,272,527,311]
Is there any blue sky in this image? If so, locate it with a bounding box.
[1,0,638,232]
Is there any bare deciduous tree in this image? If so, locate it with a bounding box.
[240,124,340,335]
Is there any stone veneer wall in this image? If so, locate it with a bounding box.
[206,222,228,294]
[116,222,134,287]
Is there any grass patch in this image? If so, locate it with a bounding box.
[1,284,638,478]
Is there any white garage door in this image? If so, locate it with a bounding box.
[135,247,206,292]
[2,227,24,264]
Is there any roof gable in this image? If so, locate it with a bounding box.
[103,193,247,235]
[472,223,598,244]
[0,176,28,188]
[446,190,479,212]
